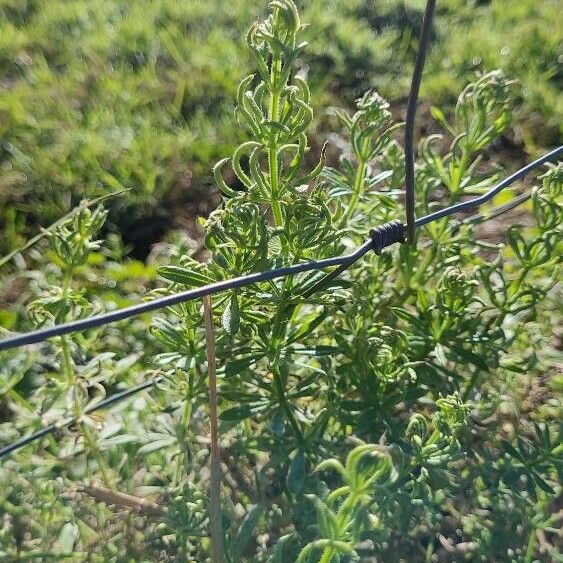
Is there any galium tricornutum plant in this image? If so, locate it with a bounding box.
[213,0,326,245]
[155,0,341,457]
[148,1,562,560]
[330,91,400,228]
[28,206,113,485]
[151,2,344,553]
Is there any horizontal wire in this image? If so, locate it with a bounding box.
[415,146,562,227]
[463,192,531,225]
[301,220,405,297]
[0,240,374,352]
[0,376,162,459]
[0,147,561,354]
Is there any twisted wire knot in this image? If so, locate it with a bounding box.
[370,220,405,254]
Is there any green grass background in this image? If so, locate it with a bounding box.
[1,0,561,253]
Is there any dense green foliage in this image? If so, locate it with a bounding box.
[0,1,561,561]
[0,0,561,254]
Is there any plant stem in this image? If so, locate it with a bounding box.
[60,271,74,387]
[524,525,537,563]
[268,51,287,244]
[81,422,112,487]
[451,145,471,197]
[176,367,195,485]
[270,146,284,228]
[61,337,74,386]
[202,296,225,563]
[462,366,484,402]
[269,279,306,447]
[272,365,305,446]
[341,159,367,227]
[59,270,112,487]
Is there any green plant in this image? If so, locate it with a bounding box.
[149,2,561,560]
[297,444,398,562]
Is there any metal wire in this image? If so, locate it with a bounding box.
[0,238,375,352]
[0,146,560,355]
[301,220,405,298]
[463,192,531,226]
[0,376,162,459]
[405,0,436,244]
[414,145,562,227]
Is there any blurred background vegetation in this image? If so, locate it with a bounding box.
[0,0,561,258]
[0,2,561,560]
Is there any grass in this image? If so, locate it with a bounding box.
[0,0,560,255]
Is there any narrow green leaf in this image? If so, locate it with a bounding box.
[56,523,78,555]
[232,504,265,561]
[287,450,306,494]
[220,402,268,421]
[158,266,214,287]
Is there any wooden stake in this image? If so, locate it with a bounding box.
[203,296,225,562]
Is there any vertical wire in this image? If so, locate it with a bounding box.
[405,0,437,244]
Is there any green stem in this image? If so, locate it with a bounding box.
[81,422,111,487]
[203,296,226,563]
[462,366,483,402]
[451,145,471,197]
[59,269,111,486]
[269,279,306,447]
[318,487,360,561]
[273,366,305,445]
[524,525,537,563]
[341,159,367,227]
[511,266,530,296]
[176,366,195,484]
[336,493,357,527]
[60,271,74,386]
[61,338,73,386]
[268,51,287,247]
[425,537,435,562]
[270,54,281,119]
[270,146,284,228]
[491,266,531,331]
[266,46,303,443]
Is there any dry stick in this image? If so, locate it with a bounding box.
[203,296,225,563]
[78,483,164,518]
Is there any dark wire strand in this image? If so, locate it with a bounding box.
[0,240,374,352]
[463,192,531,225]
[414,145,562,227]
[405,0,436,244]
[0,147,560,355]
[299,239,373,298]
[0,376,162,459]
[421,193,532,249]
[301,221,405,298]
